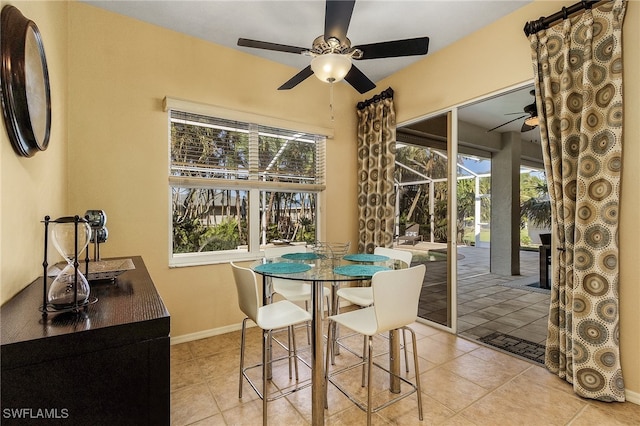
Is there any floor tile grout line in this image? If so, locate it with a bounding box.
[565,404,591,426]
[416,366,494,416]
[435,365,545,420]
[473,364,595,425]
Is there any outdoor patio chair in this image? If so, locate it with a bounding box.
[397,223,422,246]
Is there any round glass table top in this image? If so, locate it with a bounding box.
[251,255,407,282]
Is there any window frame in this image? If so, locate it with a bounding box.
[164,97,331,267]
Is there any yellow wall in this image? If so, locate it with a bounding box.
[64,3,360,338]
[383,0,640,401]
[1,0,637,399]
[0,0,68,301]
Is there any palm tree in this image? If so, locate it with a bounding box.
[520,178,551,229]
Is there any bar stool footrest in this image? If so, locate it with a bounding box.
[327,360,418,414]
[242,354,313,402]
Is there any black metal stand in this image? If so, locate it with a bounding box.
[42,216,50,318]
[90,224,103,261]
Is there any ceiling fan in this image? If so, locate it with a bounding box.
[237,0,429,94]
[488,90,539,133]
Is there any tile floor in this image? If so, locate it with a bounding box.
[411,244,550,345]
[455,246,550,345]
[171,246,640,424]
[170,321,640,425]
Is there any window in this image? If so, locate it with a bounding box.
[166,100,327,266]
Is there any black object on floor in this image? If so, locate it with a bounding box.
[479,332,546,365]
[497,278,551,294]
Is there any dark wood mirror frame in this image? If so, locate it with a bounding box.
[1,5,51,157]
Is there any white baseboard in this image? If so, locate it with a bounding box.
[626,389,640,405]
[170,301,347,346]
[170,322,249,345]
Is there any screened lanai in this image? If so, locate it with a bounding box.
[394,144,491,248]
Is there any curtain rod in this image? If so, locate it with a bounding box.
[356,87,394,110]
[523,0,601,36]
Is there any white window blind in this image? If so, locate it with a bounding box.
[166,103,326,266]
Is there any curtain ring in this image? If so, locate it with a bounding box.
[562,7,568,20]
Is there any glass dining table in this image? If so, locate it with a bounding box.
[251,252,407,426]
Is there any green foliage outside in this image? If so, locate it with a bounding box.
[463,228,535,247]
[520,173,551,229]
[173,216,247,253]
[395,145,549,248]
[171,119,318,253]
[395,146,491,244]
[171,120,550,253]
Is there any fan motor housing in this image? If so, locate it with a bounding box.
[310,35,362,58]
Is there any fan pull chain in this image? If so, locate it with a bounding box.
[329,79,335,121]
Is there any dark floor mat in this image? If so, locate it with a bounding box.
[497,278,551,294]
[478,332,546,365]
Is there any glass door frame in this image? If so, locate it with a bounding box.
[397,108,458,334]
[399,81,538,335]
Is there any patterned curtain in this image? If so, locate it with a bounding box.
[356,87,396,254]
[528,0,626,401]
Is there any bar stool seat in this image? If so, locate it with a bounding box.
[325,264,426,426]
[334,247,414,368]
[231,262,312,426]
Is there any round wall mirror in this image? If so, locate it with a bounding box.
[1,5,51,157]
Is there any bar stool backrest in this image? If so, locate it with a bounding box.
[263,245,310,298]
[373,247,413,266]
[231,262,260,324]
[372,264,426,333]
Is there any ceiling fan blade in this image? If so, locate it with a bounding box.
[344,65,376,94]
[524,102,537,116]
[324,0,355,43]
[278,66,314,90]
[486,115,526,132]
[354,37,430,60]
[238,38,307,55]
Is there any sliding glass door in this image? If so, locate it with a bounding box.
[396,111,456,330]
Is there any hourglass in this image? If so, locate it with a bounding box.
[46,216,92,310]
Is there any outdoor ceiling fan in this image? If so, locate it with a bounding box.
[488,90,540,133]
[237,0,430,94]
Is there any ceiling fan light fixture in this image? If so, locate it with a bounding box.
[310,53,352,83]
[524,115,540,127]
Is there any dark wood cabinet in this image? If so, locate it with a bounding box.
[1,256,170,425]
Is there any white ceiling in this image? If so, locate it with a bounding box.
[84,1,530,86]
[459,83,540,139]
[83,0,539,134]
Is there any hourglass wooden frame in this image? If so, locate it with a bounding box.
[40,215,97,317]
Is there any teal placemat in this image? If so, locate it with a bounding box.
[343,253,390,263]
[281,252,320,261]
[254,262,311,274]
[333,265,390,278]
